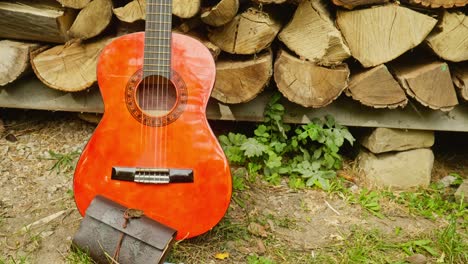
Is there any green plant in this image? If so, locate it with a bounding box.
[434,219,468,263]
[67,247,95,264]
[247,254,275,264]
[44,150,80,173]
[219,93,355,190]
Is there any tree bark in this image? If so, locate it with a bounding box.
[336,4,437,67]
[0,40,42,86]
[278,0,350,66]
[406,0,468,8]
[212,50,273,103]
[332,0,389,9]
[274,50,350,108]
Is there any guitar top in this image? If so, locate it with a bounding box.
[73,0,232,240]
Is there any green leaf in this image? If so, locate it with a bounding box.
[254,125,269,138]
[240,138,267,158]
[265,152,282,169]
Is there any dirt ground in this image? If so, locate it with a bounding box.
[0,110,466,263]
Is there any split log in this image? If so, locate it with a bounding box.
[173,0,200,19]
[212,50,273,104]
[332,0,389,9]
[274,50,350,108]
[345,64,407,109]
[200,0,239,27]
[0,40,41,86]
[113,0,145,23]
[56,0,90,9]
[336,4,437,68]
[389,58,458,111]
[0,1,76,43]
[31,37,113,92]
[425,11,468,62]
[451,63,468,101]
[68,0,113,40]
[278,0,350,66]
[406,0,468,8]
[208,7,281,54]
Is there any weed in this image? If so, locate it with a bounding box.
[219,93,354,190]
[44,150,80,173]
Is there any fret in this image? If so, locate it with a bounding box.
[146,21,172,24]
[147,3,172,6]
[144,0,172,75]
[146,12,172,15]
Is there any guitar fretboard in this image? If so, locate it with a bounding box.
[144,0,172,78]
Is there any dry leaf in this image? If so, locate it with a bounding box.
[214,252,229,260]
[248,222,268,237]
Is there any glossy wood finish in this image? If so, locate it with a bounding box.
[73,32,232,240]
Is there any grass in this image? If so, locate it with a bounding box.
[66,247,95,264]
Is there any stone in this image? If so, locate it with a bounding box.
[358,148,434,190]
[361,128,434,154]
[454,179,468,203]
[438,175,457,188]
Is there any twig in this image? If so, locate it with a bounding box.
[324,200,341,216]
[20,210,67,233]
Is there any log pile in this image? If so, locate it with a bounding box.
[0,0,467,113]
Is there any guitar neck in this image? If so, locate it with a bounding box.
[144,0,172,78]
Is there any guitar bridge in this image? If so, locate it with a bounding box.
[111,167,193,184]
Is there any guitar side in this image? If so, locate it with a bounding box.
[73,32,232,240]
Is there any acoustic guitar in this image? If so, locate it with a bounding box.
[73,0,232,240]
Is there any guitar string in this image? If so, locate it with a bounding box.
[164,0,170,173]
[155,0,162,175]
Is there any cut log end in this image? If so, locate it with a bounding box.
[451,63,468,101]
[31,37,113,92]
[212,50,273,104]
[208,7,282,55]
[56,0,91,9]
[173,0,200,19]
[200,0,239,27]
[346,64,408,109]
[390,58,459,111]
[274,50,350,108]
[278,0,350,66]
[0,40,41,86]
[113,0,145,23]
[426,11,468,62]
[68,0,113,40]
[336,4,437,68]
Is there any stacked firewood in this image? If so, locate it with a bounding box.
[0,0,467,111]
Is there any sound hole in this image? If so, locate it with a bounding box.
[136,75,177,117]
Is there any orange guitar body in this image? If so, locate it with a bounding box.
[73,32,232,240]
